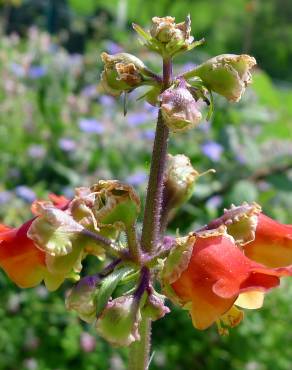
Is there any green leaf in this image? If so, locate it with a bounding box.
[95,266,134,316]
[132,23,152,41]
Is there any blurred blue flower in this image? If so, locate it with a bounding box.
[79,118,104,134]
[99,95,115,107]
[10,62,25,77]
[0,191,12,205]
[126,171,148,186]
[141,129,155,141]
[144,103,159,117]
[70,54,83,66]
[58,138,77,152]
[105,41,123,54]
[235,153,246,164]
[179,62,197,74]
[198,120,211,133]
[62,186,74,199]
[27,144,46,159]
[49,43,58,54]
[258,181,271,192]
[28,65,47,79]
[15,185,36,203]
[201,141,223,162]
[81,84,97,98]
[206,195,223,209]
[127,112,150,127]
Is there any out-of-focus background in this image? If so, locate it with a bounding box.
[0,0,292,369]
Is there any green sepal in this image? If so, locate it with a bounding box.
[183,54,257,102]
[142,290,170,321]
[91,180,141,229]
[45,243,83,275]
[161,236,194,285]
[96,266,135,317]
[132,23,152,42]
[27,205,84,257]
[96,295,141,347]
[65,275,100,323]
[222,202,261,246]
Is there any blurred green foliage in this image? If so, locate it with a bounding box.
[0,1,292,369]
[3,0,292,80]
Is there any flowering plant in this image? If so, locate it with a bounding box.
[1,15,292,370]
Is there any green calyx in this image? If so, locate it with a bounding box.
[100,52,158,96]
[96,295,141,347]
[91,180,141,229]
[133,15,204,58]
[183,54,257,102]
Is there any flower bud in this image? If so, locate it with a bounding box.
[150,15,194,56]
[96,295,141,347]
[66,275,100,323]
[101,52,149,96]
[164,154,199,206]
[69,187,119,245]
[160,80,203,132]
[142,290,170,321]
[184,54,256,102]
[161,154,202,227]
[91,180,141,229]
[133,15,203,58]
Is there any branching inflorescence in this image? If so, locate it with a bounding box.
[1,15,292,370]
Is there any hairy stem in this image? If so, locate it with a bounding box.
[128,317,152,370]
[129,58,172,370]
[129,267,151,370]
[81,229,121,257]
[126,223,141,262]
[141,58,172,254]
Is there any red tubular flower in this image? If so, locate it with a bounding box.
[0,194,69,288]
[243,213,292,268]
[162,227,292,332]
[206,203,292,268]
[0,219,47,288]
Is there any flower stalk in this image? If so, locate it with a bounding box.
[129,266,151,370]
[126,224,141,263]
[141,58,172,255]
[128,317,152,370]
[132,58,172,369]
[0,14,266,370]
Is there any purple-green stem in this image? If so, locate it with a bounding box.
[81,229,121,257]
[126,224,141,263]
[140,58,172,254]
[129,58,172,370]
